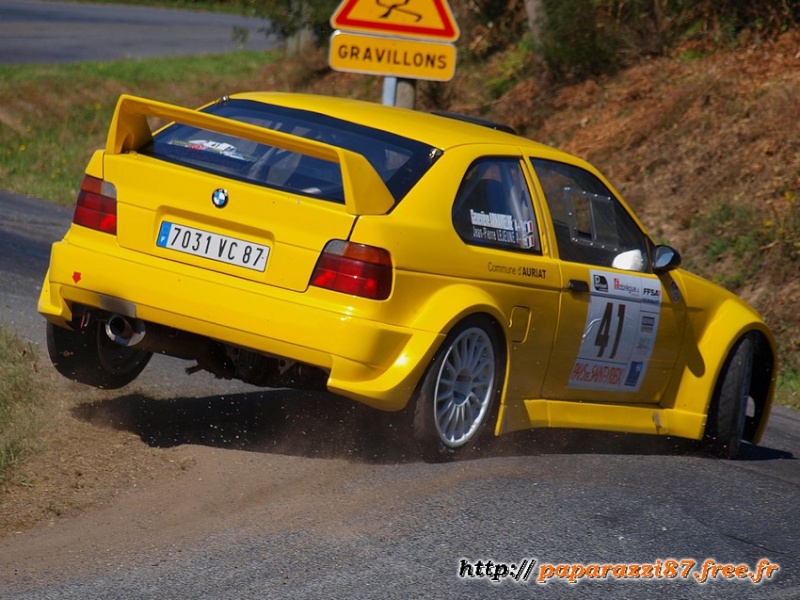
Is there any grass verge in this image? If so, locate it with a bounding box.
[0,51,282,204]
[776,370,800,412]
[0,327,42,483]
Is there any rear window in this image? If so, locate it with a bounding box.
[140,98,439,204]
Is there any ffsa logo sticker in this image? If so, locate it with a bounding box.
[642,286,662,303]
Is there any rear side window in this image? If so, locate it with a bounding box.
[452,158,541,253]
[140,99,438,204]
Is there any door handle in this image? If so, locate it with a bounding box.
[568,279,589,293]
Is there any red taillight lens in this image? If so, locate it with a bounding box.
[73,175,117,234]
[310,240,393,300]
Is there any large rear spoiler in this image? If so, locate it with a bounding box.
[105,94,395,216]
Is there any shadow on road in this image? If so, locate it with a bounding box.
[72,390,795,464]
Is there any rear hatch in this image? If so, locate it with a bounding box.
[103,95,402,292]
[108,153,355,291]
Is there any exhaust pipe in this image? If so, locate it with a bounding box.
[102,314,212,363]
[105,314,146,347]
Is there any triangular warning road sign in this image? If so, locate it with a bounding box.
[331,0,460,42]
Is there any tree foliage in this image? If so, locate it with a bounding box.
[231,0,799,80]
[236,0,336,42]
[534,0,800,80]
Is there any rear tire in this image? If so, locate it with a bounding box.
[410,316,504,461]
[703,334,754,459]
[47,319,152,389]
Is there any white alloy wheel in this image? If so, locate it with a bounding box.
[432,326,497,448]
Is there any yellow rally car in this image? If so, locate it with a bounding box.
[39,92,776,459]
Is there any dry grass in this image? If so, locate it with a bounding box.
[0,328,43,481]
[0,52,282,203]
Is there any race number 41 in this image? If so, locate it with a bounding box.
[569,271,661,392]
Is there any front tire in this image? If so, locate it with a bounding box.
[410,316,504,461]
[703,334,754,458]
[47,319,152,389]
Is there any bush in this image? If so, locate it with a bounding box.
[538,0,621,80]
[237,0,336,44]
[535,0,800,82]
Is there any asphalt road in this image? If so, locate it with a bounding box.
[0,0,277,64]
[0,3,799,597]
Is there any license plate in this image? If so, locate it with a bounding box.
[157,221,269,272]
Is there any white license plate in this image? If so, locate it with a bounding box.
[157,221,269,272]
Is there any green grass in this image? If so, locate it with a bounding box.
[0,51,281,204]
[776,370,800,411]
[0,328,42,481]
[689,197,800,295]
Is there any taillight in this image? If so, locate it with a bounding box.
[73,175,117,234]
[310,240,393,300]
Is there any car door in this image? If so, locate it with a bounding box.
[449,155,562,401]
[528,157,686,404]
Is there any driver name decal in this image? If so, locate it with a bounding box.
[470,211,538,249]
[568,270,661,392]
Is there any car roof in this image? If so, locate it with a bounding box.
[230,92,574,160]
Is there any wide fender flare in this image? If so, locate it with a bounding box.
[670,297,777,441]
[412,283,510,366]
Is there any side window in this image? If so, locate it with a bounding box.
[452,158,541,253]
[530,158,650,271]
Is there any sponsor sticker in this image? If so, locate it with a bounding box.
[568,270,661,392]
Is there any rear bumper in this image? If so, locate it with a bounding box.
[38,235,441,410]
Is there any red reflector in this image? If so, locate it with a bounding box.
[73,175,117,235]
[311,241,392,300]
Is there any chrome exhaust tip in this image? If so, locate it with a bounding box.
[105,314,146,347]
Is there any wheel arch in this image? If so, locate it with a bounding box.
[698,322,776,445]
[664,284,777,444]
[411,284,511,382]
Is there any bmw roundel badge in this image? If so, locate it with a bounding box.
[211,188,229,208]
